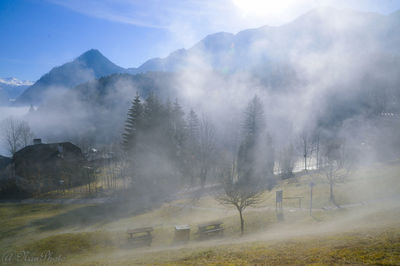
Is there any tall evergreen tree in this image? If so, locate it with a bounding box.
[243,96,265,138]
[171,98,186,155]
[122,94,143,152]
[187,109,200,141]
[185,109,200,185]
[143,92,162,130]
[237,96,264,183]
[237,96,274,187]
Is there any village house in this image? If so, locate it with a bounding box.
[0,139,89,197]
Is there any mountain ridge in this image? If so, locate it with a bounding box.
[14,7,400,105]
[16,49,126,105]
[129,7,399,74]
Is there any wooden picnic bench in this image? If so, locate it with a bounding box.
[127,227,153,247]
[197,221,224,240]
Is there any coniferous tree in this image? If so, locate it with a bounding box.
[172,99,186,145]
[122,94,143,152]
[187,109,200,141]
[170,99,186,164]
[237,96,264,184]
[237,96,275,188]
[185,109,200,185]
[143,92,162,131]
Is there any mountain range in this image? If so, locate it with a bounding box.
[14,7,400,106]
[2,6,397,158]
[128,8,400,74]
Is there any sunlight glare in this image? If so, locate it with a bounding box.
[232,0,297,17]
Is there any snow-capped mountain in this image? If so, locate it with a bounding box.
[0,77,33,86]
[0,77,33,104]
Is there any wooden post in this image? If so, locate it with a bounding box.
[309,181,314,216]
[276,190,283,221]
[276,190,283,211]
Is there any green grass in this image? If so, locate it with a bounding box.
[0,162,400,265]
[169,228,400,265]
[53,226,400,265]
[21,232,112,256]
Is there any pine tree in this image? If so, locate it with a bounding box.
[243,96,264,138]
[143,92,162,130]
[187,109,200,141]
[122,94,143,152]
[237,96,264,183]
[237,96,274,187]
[185,109,200,185]
[171,98,186,151]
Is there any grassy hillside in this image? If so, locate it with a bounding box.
[1,162,399,265]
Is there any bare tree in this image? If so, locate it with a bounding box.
[1,118,19,155]
[299,131,312,171]
[216,163,264,235]
[19,121,35,148]
[1,117,34,155]
[321,138,353,206]
[278,142,295,179]
[313,131,321,169]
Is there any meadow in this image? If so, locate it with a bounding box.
[1,162,400,265]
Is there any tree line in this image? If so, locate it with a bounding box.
[121,92,356,234]
[0,91,357,232]
[121,93,277,205]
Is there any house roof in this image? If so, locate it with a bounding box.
[13,142,85,166]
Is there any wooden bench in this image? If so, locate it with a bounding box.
[127,227,153,247]
[197,221,224,240]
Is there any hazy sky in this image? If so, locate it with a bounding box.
[0,0,399,81]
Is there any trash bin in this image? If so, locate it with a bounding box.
[174,225,190,243]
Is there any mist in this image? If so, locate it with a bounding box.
[1,5,400,265]
[1,6,399,211]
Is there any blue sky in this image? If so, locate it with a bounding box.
[1,0,399,81]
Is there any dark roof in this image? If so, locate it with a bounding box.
[13,142,85,165]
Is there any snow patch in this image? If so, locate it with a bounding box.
[0,77,34,86]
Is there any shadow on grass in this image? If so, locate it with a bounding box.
[29,200,162,231]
